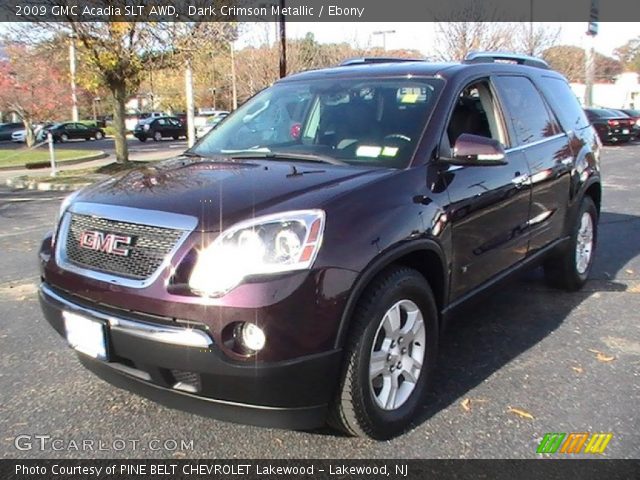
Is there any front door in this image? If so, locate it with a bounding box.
[443,79,532,300]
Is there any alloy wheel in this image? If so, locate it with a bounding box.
[369,299,426,411]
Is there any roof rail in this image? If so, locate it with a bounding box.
[339,57,424,67]
[463,52,550,70]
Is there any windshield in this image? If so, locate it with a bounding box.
[192,77,443,168]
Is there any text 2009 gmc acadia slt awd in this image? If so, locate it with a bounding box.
[38,53,601,439]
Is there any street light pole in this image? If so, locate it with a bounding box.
[69,33,79,122]
[372,30,396,51]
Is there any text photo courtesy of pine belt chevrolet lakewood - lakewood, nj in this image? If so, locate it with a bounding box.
[0,1,639,478]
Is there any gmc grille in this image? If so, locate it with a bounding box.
[64,213,184,280]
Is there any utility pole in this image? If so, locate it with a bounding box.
[279,0,287,78]
[185,59,196,147]
[69,33,79,122]
[372,30,396,51]
[585,0,599,107]
[230,41,237,110]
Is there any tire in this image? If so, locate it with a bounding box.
[544,196,598,291]
[60,133,69,142]
[153,131,162,142]
[138,136,147,143]
[94,131,104,140]
[329,266,438,439]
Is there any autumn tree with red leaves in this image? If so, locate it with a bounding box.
[0,44,72,147]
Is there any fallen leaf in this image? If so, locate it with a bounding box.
[625,269,634,274]
[588,349,616,362]
[596,352,615,362]
[460,398,471,412]
[274,437,284,446]
[571,365,584,374]
[507,407,534,420]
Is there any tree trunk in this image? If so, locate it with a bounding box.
[111,82,129,164]
[22,117,36,147]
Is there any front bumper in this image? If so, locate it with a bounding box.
[39,283,341,430]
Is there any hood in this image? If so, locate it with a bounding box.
[73,156,393,231]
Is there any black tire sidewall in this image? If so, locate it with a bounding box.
[351,270,438,437]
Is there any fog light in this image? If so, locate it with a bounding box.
[237,323,266,352]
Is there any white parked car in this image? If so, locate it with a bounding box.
[196,111,229,138]
[11,129,26,142]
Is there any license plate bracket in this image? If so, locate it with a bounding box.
[63,311,109,361]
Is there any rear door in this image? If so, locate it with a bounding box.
[493,75,573,254]
[73,123,91,139]
[444,79,532,300]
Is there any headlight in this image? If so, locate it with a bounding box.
[143,124,150,131]
[189,210,325,297]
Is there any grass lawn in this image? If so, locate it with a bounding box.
[0,148,103,168]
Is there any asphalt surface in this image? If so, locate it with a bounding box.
[0,144,639,459]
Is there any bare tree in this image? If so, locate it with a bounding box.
[513,22,561,57]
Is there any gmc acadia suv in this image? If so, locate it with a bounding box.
[38,53,601,439]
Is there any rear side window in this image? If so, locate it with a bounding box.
[538,76,590,131]
[494,76,561,146]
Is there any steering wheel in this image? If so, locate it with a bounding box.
[383,133,412,144]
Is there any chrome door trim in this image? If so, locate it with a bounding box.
[504,133,566,153]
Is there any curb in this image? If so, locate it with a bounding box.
[0,152,109,172]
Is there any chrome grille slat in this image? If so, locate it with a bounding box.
[64,213,183,280]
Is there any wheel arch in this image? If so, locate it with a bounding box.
[334,240,448,350]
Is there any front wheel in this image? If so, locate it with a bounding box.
[153,131,162,142]
[94,131,104,140]
[329,266,438,439]
[544,196,598,291]
[60,133,69,142]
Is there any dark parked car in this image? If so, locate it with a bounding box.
[133,116,186,142]
[38,53,601,440]
[584,108,633,143]
[618,109,640,139]
[42,122,105,142]
[0,122,24,141]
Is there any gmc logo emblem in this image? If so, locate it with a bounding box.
[79,230,133,256]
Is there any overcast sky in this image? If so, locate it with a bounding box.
[243,22,639,58]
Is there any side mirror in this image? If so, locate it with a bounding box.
[445,133,507,166]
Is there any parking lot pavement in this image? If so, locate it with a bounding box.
[0,145,638,459]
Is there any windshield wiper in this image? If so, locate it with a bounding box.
[229,151,348,166]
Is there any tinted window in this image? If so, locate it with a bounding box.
[586,108,619,119]
[538,76,590,131]
[75,123,88,130]
[495,76,561,145]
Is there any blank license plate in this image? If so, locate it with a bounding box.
[63,311,108,360]
[622,129,630,134]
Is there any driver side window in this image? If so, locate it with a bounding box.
[446,81,505,147]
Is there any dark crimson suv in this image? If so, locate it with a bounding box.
[38,53,602,439]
